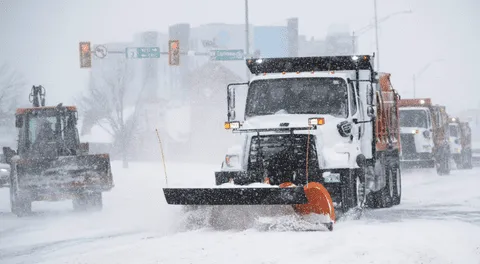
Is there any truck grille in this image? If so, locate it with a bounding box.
[400,133,416,157]
[248,134,320,184]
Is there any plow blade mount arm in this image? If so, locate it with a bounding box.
[163,187,309,205]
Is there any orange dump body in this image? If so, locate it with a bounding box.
[376,73,401,152]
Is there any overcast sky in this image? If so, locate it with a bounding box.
[1,0,479,114]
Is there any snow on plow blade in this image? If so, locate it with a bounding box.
[163,187,309,205]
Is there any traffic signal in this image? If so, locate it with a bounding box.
[168,40,180,66]
[79,42,92,68]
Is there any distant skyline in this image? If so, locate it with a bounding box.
[1,0,479,114]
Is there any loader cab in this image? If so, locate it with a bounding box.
[14,106,81,158]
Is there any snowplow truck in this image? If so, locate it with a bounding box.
[448,117,473,169]
[430,105,452,174]
[163,55,402,229]
[2,85,114,217]
[398,98,450,173]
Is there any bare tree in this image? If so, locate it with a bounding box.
[0,63,27,136]
[79,58,144,168]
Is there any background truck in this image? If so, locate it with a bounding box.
[2,85,114,217]
[398,99,436,169]
[163,55,402,229]
[448,117,473,169]
[430,105,452,174]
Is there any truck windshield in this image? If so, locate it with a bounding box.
[449,125,458,137]
[399,109,429,128]
[245,77,348,118]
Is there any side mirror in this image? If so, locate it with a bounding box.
[15,115,23,128]
[227,86,236,122]
[79,142,89,155]
[337,121,352,137]
[366,85,374,106]
[3,147,16,164]
[367,106,375,118]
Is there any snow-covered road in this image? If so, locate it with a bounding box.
[1,162,480,264]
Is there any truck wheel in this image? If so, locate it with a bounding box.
[464,149,473,169]
[437,152,450,175]
[371,166,394,209]
[340,169,365,215]
[354,168,366,208]
[9,167,32,217]
[340,170,355,214]
[392,166,402,205]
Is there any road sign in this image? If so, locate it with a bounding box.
[79,42,92,68]
[210,49,244,61]
[168,40,180,66]
[125,47,160,59]
[94,45,108,59]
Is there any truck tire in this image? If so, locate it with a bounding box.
[392,166,402,205]
[73,192,103,212]
[368,167,394,209]
[379,166,394,208]
[464,149,473,169]
[436,150,451,175]
[9,166,32,217]
[340,169,365,214]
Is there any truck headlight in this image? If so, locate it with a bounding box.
[422,130,430,138]
[225,155,240,168]
[0,169,7,173]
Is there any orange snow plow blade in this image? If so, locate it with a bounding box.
[279,182,335,223]
[163,181,335,228]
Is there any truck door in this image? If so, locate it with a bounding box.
[348,81,361,141]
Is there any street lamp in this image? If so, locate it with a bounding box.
[245,0,250,80]
[412,59,444,98]
[352,8,412,68]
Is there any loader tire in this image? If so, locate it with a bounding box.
[9,165,32,217]
[73,192,103,212]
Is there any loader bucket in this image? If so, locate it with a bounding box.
[16,154,114,191]
[163,187,309,205]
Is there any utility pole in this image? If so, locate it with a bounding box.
[373,0,380,71]
[412,74,416,98]
[245,0,250,80]
[352,31,356,54]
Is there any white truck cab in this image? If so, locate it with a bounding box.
[448,121,462,156]
[221,71,367,174]
[399,104,435,168]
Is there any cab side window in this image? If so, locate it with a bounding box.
[349,82,357,116]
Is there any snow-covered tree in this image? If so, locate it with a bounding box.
[79,57,144,168]
[0,63,27,148]
[0,63,27,127]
